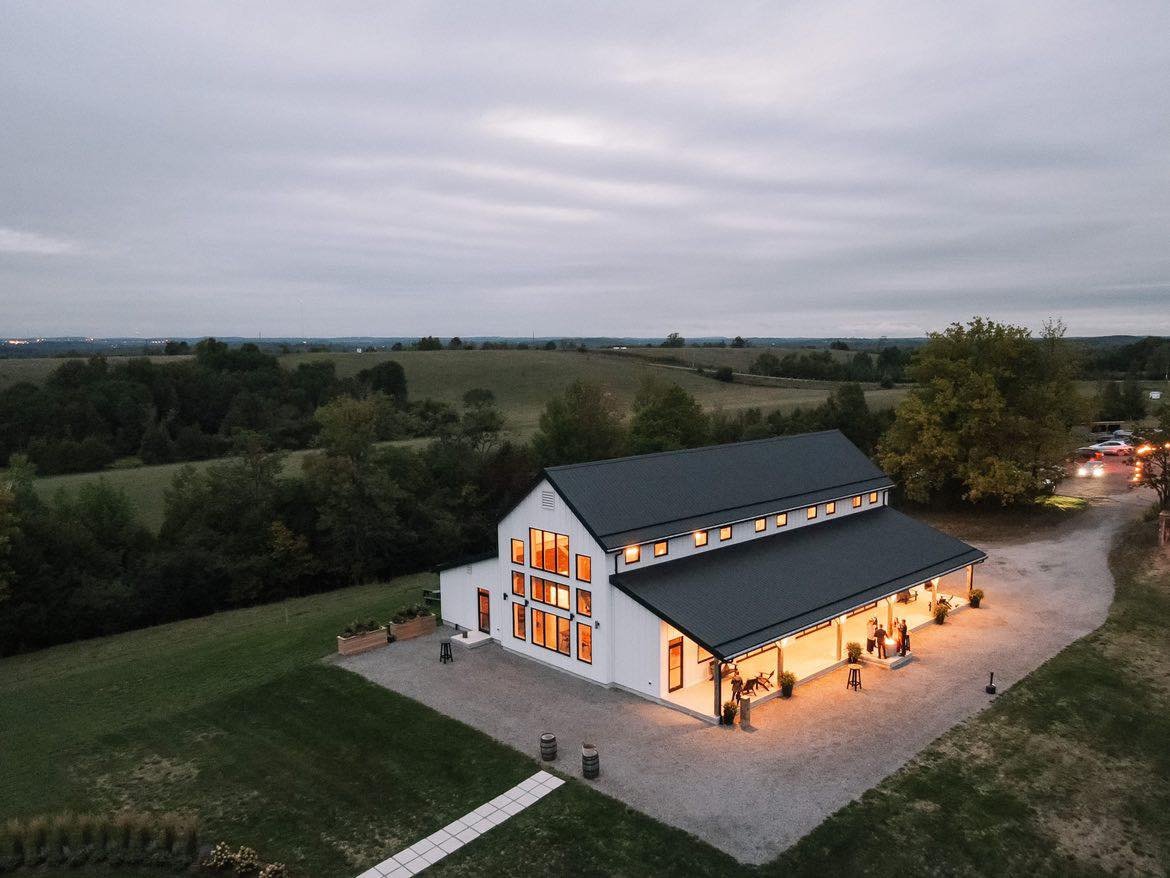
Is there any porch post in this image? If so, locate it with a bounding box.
[966,564,974,596]
[714,661,723,723]
[835,620,843,661]
[777,645,784,678]
[886,597,893,630]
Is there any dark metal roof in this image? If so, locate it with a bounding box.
[610,506,986,660]
[544,431,894,550]
[434,549,498,573]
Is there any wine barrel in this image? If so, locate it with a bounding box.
[581,744,599,780]
[539,733,557,761]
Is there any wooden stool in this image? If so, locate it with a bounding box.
[439,639,453,664]
[846,667,862,691]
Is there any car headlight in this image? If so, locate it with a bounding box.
[1093,468,1104,477]
[1077,467,1088,476]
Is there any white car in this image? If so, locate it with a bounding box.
[1078,439,1134,457]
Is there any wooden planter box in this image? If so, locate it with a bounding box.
[336,628,389,656]
[391,615,437,641]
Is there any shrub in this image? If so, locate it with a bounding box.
[1,817,24,866]
[934,603,950,624]
[339,618,385,638]
[721,700,738,724]
[713,366,734,383]
[47,812,73,863]
[779,671,797,696]
[259,863,289,878]
[969,587,984,607]
[846,641,862,662]
[23,816,48,866]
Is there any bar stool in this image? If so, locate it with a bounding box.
[846,667,862,691]
[439,639,453,664]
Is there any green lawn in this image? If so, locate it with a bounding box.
[0,573,734,877]
[766,514,1170,876]
[281,349,908,436]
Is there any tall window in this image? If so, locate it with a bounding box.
[653,541,668,557]
[577,623,592,664]
[624,545,641,564]
[532,577,570,610]
[694,530,708,547]
[667,637,683,692]
[577,589,592,617]
[575,554,591,583]
[719,526,732,541]
[852,495,862,508]
[529,528,570,575]
[826,501,836,515]
[511,571,525,596]
[511,538,525,564]
[869,491,879,504]
[532,609,570,655]
[776,513,788,528]
[512,603,526,640]
[754,518,766,532]
[806,506,818,520]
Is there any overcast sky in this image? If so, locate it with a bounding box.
[3,2,1169,339]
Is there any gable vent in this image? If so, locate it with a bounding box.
[541,490,555,510]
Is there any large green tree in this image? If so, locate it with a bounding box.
[531,380,627,466]
[628,380,709,454]
[880,318,1084,505]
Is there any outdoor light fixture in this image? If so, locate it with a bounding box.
[837,615,847,625]
[594,620,600,629]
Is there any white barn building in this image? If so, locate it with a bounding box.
[439,431,985,722]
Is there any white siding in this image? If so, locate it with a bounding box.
[438,557,495,633]
[611,588,661,695]
[494,479,613,685]
[615,488,888,574]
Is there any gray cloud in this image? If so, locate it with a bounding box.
[2,0,1169,338]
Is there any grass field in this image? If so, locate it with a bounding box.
[601,344,855,374]
[0,355,193,390]
[0,574,735,878]
[282,349,908,435]
[30,440,429,532]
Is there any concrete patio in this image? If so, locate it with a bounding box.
[337,485,1145,864]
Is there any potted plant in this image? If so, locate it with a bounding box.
[779,671,796,698]
[846,641,862,663]
[721,700,739,725]
[337,619,391,656]
[390,604,437,641]
[969,588,984,609]
[934,602,950,624]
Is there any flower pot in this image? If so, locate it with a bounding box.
[780,685,794,698]
[969,596,982,608]
[336,628,389,656]
[934,613,947,625]
[390,614,437,641]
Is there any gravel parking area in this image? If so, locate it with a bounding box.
[339,481,1148,864]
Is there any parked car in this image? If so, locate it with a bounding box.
[1077,439,1134,457]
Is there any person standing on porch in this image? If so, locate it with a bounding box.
[875,623,888,659]
[900,618,910,655]
[866,617,877,655]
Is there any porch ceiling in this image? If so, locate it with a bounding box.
[610,507,986,660]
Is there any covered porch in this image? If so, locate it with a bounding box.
[612,506,987,723]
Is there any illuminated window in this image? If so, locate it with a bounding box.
[697,643,712,663]
[667,637,683,692]
[511,538,525,564]
[624,545,641,564]
[869,492,879,504]
[529,529,569,574]
[577,623,592,664]
[719,526,732,541]
[575,554,591,583]
[776,513,788,527]
[577,588,592,617]
[653,541,668,557]
[807,506,818,520]
[755,518,766,532]
[511,571,525,596]
[826,501,836,515]
[532,576,570,610]
[512,603,526,639]
[531,609,570,656]
[694,530,708,547]
[852,495,862,508]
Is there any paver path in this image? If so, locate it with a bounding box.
[340,480,1151,864]
[356,771,565,877]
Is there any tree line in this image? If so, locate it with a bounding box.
[0,339,453,475]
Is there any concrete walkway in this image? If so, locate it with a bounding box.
[340,480,1150,865]
[356,771,565,877]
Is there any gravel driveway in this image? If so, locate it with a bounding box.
[339,478,1151,864]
